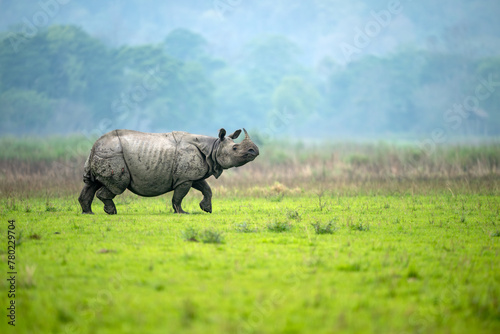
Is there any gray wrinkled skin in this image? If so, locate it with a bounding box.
[78,128,259,215]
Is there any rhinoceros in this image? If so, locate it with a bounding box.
[78,128,259,214]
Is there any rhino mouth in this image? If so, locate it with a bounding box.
[242,149,258,161]
[235,155,257,167]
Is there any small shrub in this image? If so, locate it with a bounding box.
[407,266,420,280]
[269,194,284,202]
[235,222,257,233]
[271,181,288,194]
[490,230,500,237]
[351,222,370,232]
[311,221,338,234]
[200,229,225,244]
[337,262,362,272]
[286,209,301,221]
[267,221,292,232]
[182,226,199,242]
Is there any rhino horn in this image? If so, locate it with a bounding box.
[242,128,259,156]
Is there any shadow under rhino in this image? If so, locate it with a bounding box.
[78,128,259,214]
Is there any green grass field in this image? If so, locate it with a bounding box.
[1,138,499,333]
[1,191,499,334]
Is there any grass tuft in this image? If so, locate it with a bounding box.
[234,222,258,233]
[29,233,42,240]
[406,265,421,280]
[45,202,57,212]
[182,226,199,242]
[311,220,338,234]
[267,221,293,232]
[286,209,302,221]
[351,222,370,231]
[200,229,225,244]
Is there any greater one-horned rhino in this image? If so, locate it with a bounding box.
[78,128,259,214]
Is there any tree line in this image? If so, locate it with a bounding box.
[0,25,499,138]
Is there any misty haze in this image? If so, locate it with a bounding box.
[1,0,499,140]
[1,2,500,334]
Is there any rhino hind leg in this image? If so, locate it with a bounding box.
[96,187,118,215]
[192,179,212,213]
[78,180,102,214]
[172,181,193,214]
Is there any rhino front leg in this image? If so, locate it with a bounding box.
[96,187,118,215]
[192,179,212,213]
[172,181,193,214]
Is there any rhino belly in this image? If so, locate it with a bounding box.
[127,175,173,197]
[119,131,177,197]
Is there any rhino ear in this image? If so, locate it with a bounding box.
[218,128,226,141]
[228,129,241,140]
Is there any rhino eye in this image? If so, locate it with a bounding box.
[232,145,238,150]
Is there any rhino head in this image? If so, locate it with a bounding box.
[216,128,259,169]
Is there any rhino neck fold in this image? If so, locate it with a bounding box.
[210,138,223,179]
[189,134,223,179]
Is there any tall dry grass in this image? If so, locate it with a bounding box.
[1,138,499,197]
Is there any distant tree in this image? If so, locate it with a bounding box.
[116,44,171,73]
[0,89,54,134]
[475,57,500,135]
[243,35,303,89]
[0,32,51,93]
[0,25,120,128]
[322,50,483,135]
[236,35,306,122]
[211,68,260,130]
[164,28,207,62]
[272,76,320,120]
[42,26,120,118]
[163,28,225,74]
[0,25,217,134]
[113,44,215,132]
[143,61,215,132]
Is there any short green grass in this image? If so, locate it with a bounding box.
[1,192,499,334]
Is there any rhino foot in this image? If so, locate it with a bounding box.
[81,211,95,215]
[96,187,118,215]
[173,204,189,214]
[104,205,117,215]
[199,199,212,213]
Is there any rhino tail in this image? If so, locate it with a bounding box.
[82,149,96,184]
